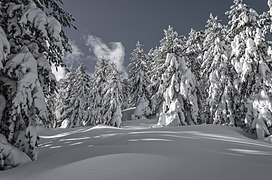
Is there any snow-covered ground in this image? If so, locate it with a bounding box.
[1,119,272,180]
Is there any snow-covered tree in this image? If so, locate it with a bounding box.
[103,64,123,127]
[2,47,47,162]
[184,29,204,81]
[128,41,151,119]
[45,92,58,128]
[226,0,258,40]
[90,58,113,125]
[157,53,198,126]
[149,26,183,115]
[227,0,272,138]
[0,0,74,166]
[121,77,130,109]
[183,29,206,122]
[200,14,236,125]
[58,65,92,128]
[259,7,271,35]
[235,29,272,137]
[57,67,74,128]
[90,59,124,127]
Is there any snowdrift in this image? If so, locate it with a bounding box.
[1,121,272,180]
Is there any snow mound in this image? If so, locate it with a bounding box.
[0,134,31,170]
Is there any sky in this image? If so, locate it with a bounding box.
[60,0,268,75]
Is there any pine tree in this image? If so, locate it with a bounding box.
[183,28,206,123]
[226,0,258,39]
[227,0,272,138]
[157,53,198,126]
[121,77,130,109]
[128,41,151,119]
[184,28,204,81]
[58,65,92,128]
[44,91,58,128]
[201,14,236,125]
[149,26,183,115]
[0,0,74,165]
[91,58,113,125]
[103,64,123,127]
[259,0,272,38]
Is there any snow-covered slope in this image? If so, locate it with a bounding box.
[1,120,272,180]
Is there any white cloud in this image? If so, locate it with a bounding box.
[85,35,125,72]
[64,41,84,66]
[52,41,83,81]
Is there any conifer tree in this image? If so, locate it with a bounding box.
[57,68,74,127]
[157,53,198,126]
[183,29,206,122]
[201,14,236,125]
[149,26,183,115]
[45,92,58,128]
[91,58,113,125]
[103,64,123,127]
[227,0,272,138]
[58,65,91,128]
[184,29,204,81]
[0,0,74,166]
[128,41,151,119]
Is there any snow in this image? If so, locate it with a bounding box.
[1,120,272,179]
[133,95,150,119]
[0,134,31,170]
[0,26,10,68]
[268,0,272,7]
[20,1,48,38]
[0,94,6,121]
[268,0,272,15]
[245,38,256,53]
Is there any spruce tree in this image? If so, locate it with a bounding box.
[149,26,183,115]
[0,0,74,165]
[91,58,113,125]
[184,29,206,123]
[45,92,58,128]
[58,65,91,128]
[128,41,151,119]
[201,14,236,125]
[227,0,272,138]
[103,63,123,127]
[184,28,204,81]
[157,53,198,126]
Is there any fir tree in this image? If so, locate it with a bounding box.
[149,26,183,115]
[184,28,204,81]
[103,64,123,127]
[91,58,113,125]
[157,53,198,126]
[184,29,206,123]
[58,65,92,128]
[226,0,258,39]
[201,14,236,125]
[227,0,272,138]
[44,92,58,128]
[128,41,151,119]
[0,0,74,165]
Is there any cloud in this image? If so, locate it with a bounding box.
[52,41,84,81]
[85,35,125,72]
[64,41,84,67]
